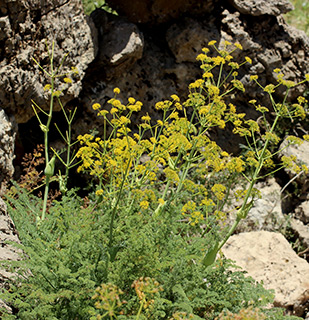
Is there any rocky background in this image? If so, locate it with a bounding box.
[0,0,309,317]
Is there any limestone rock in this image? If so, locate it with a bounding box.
[0,198,20,262]
[0,197,21,314]
[294,201,309,225]
[0,0,97,123]
[236,178,284,232]
[228,0,294,16]
[290,218,309,248]
[222,231,309,317]
[0,108,16,193]
[89,9,144,80]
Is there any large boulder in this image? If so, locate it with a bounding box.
[0,0,97,123]
[222,231,309,317]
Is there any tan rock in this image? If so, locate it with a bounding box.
[290,218,309,248]
[0,197,21,314]
[222,231,309,317]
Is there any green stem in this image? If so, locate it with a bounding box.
[136,300,144,320]
[40,64,55,222]
[216,113,280,252]
[108,158,131,252]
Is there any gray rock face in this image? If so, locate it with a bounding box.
[0,197,21,314]
[0,109,16,192]
[0,0,97,123]
[236,178,284,232]
[291,201,309,250]
[90,9,144,80]
[290,218,309,249]
[295,201,309,225]
[228,0,294,16]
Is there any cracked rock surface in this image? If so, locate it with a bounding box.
[0,0,97,123]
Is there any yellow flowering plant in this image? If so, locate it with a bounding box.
[4,40,308,320]
[76,41,309,269]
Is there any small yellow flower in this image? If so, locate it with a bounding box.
[112,99,121,107]
[196,53,207,61]
[95,189,104,196]
[212,56,225,65]
[208,40,217,46]
[119,116,130,125]
[110,108,118,114]
[203,72,213,78]
[128,97,135,104]
[140,200,149,210]
[189,79,204,89]
[44,84,51,91]
[169,112,179,120]
[297,96,307,104]
[273,68,281,73]
[229,62,239,69]
[245,56,252,64]
[134,133,140,140]
[136,101,143,108]
[232,80,245,92]
[171,94,180,102]
[282,80,295,88]
[234,42,243,50]
[158,198,165,205]
[108,159,117,167]
[92,103,101,110]
[141,114,151,122]
[255,105,269,113]
[250,75,258,81]
[207,84,220,96]
[199,106,209,116]
[225,54,233,62]
[303,135,309,141]
[211,184,226,201]
[53,90,62,97]
[305,74,309,81]
[71,66,79,74]
[175,102,182,110]
[113,87,120,94]
[302,164,309,174]
[98,110,109,117]
[264,84,275,93]
[63,77,72,84]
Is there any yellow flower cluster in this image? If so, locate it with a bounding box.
[132,277,163,310]
[181,200,203,226]
[75,40,308,234]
